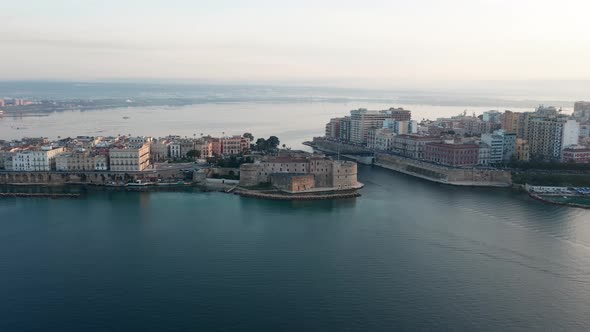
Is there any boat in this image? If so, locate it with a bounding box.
[127,180,154,187]
[105,181,127,187]
[157,180,186,186]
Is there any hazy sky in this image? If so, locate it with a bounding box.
[2,0,590,87]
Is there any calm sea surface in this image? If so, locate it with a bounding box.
[0,102,531,150]
[1,166,590,331]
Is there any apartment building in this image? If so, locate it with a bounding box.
[109,143,150,172]
[11,146,66,171]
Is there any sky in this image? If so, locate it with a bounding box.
[2,0,590,88]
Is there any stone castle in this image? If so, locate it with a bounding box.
[239,152,360,193]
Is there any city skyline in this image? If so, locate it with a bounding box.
[2,1,590,87]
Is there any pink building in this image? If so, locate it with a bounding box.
[220,135,249,155]
[562,147,590,163]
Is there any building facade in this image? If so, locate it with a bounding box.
[561,147,590,163]
[424,143,480,167]
[220,135,249,155]
[392,135,441,160]
[527,117,580,161]
[574,101,590,121]
[516,139,530,162]
[481,130,516,163]
[483,110,503,124]
[11,147,66,171]
[325,118,342,140]
[349,109,392,144]
[109,143,151,172]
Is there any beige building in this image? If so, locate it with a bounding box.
[109,143,150,171]
[56,151,109,171]
[150,139,171,162]
[367,128,396,151]
[195,140,213,158]
[350,108,393,144]
[392,135,441,160]
[516,139,530,162]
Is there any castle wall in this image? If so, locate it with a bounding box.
[309,159,333,187]
[332,161,358,189]
[270,174,315,192]
[239,156,360,190]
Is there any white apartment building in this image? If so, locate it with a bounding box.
[169,143,182,159]
[12,146,66,171]
[481,130,516,163]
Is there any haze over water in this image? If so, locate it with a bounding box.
[0,82,561,148]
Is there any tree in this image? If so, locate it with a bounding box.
[186,149,201,160]
[243,133,254,142]
[255,138,266,151]
[266,136,280,150]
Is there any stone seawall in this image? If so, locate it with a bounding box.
[375,153,512,187]
[0,169,186,185]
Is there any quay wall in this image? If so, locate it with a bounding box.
[375,153,512,187]
[0,169,186,185]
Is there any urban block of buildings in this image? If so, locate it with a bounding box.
[322,103,590,166]
[0,133,252,173]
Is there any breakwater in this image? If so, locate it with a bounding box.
[234,190,361,201]
[527,192,590,209]
[0,192,80,198]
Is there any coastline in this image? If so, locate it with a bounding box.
[527,191,590,209]
[306,139,513,188]
[234,189,361,201]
